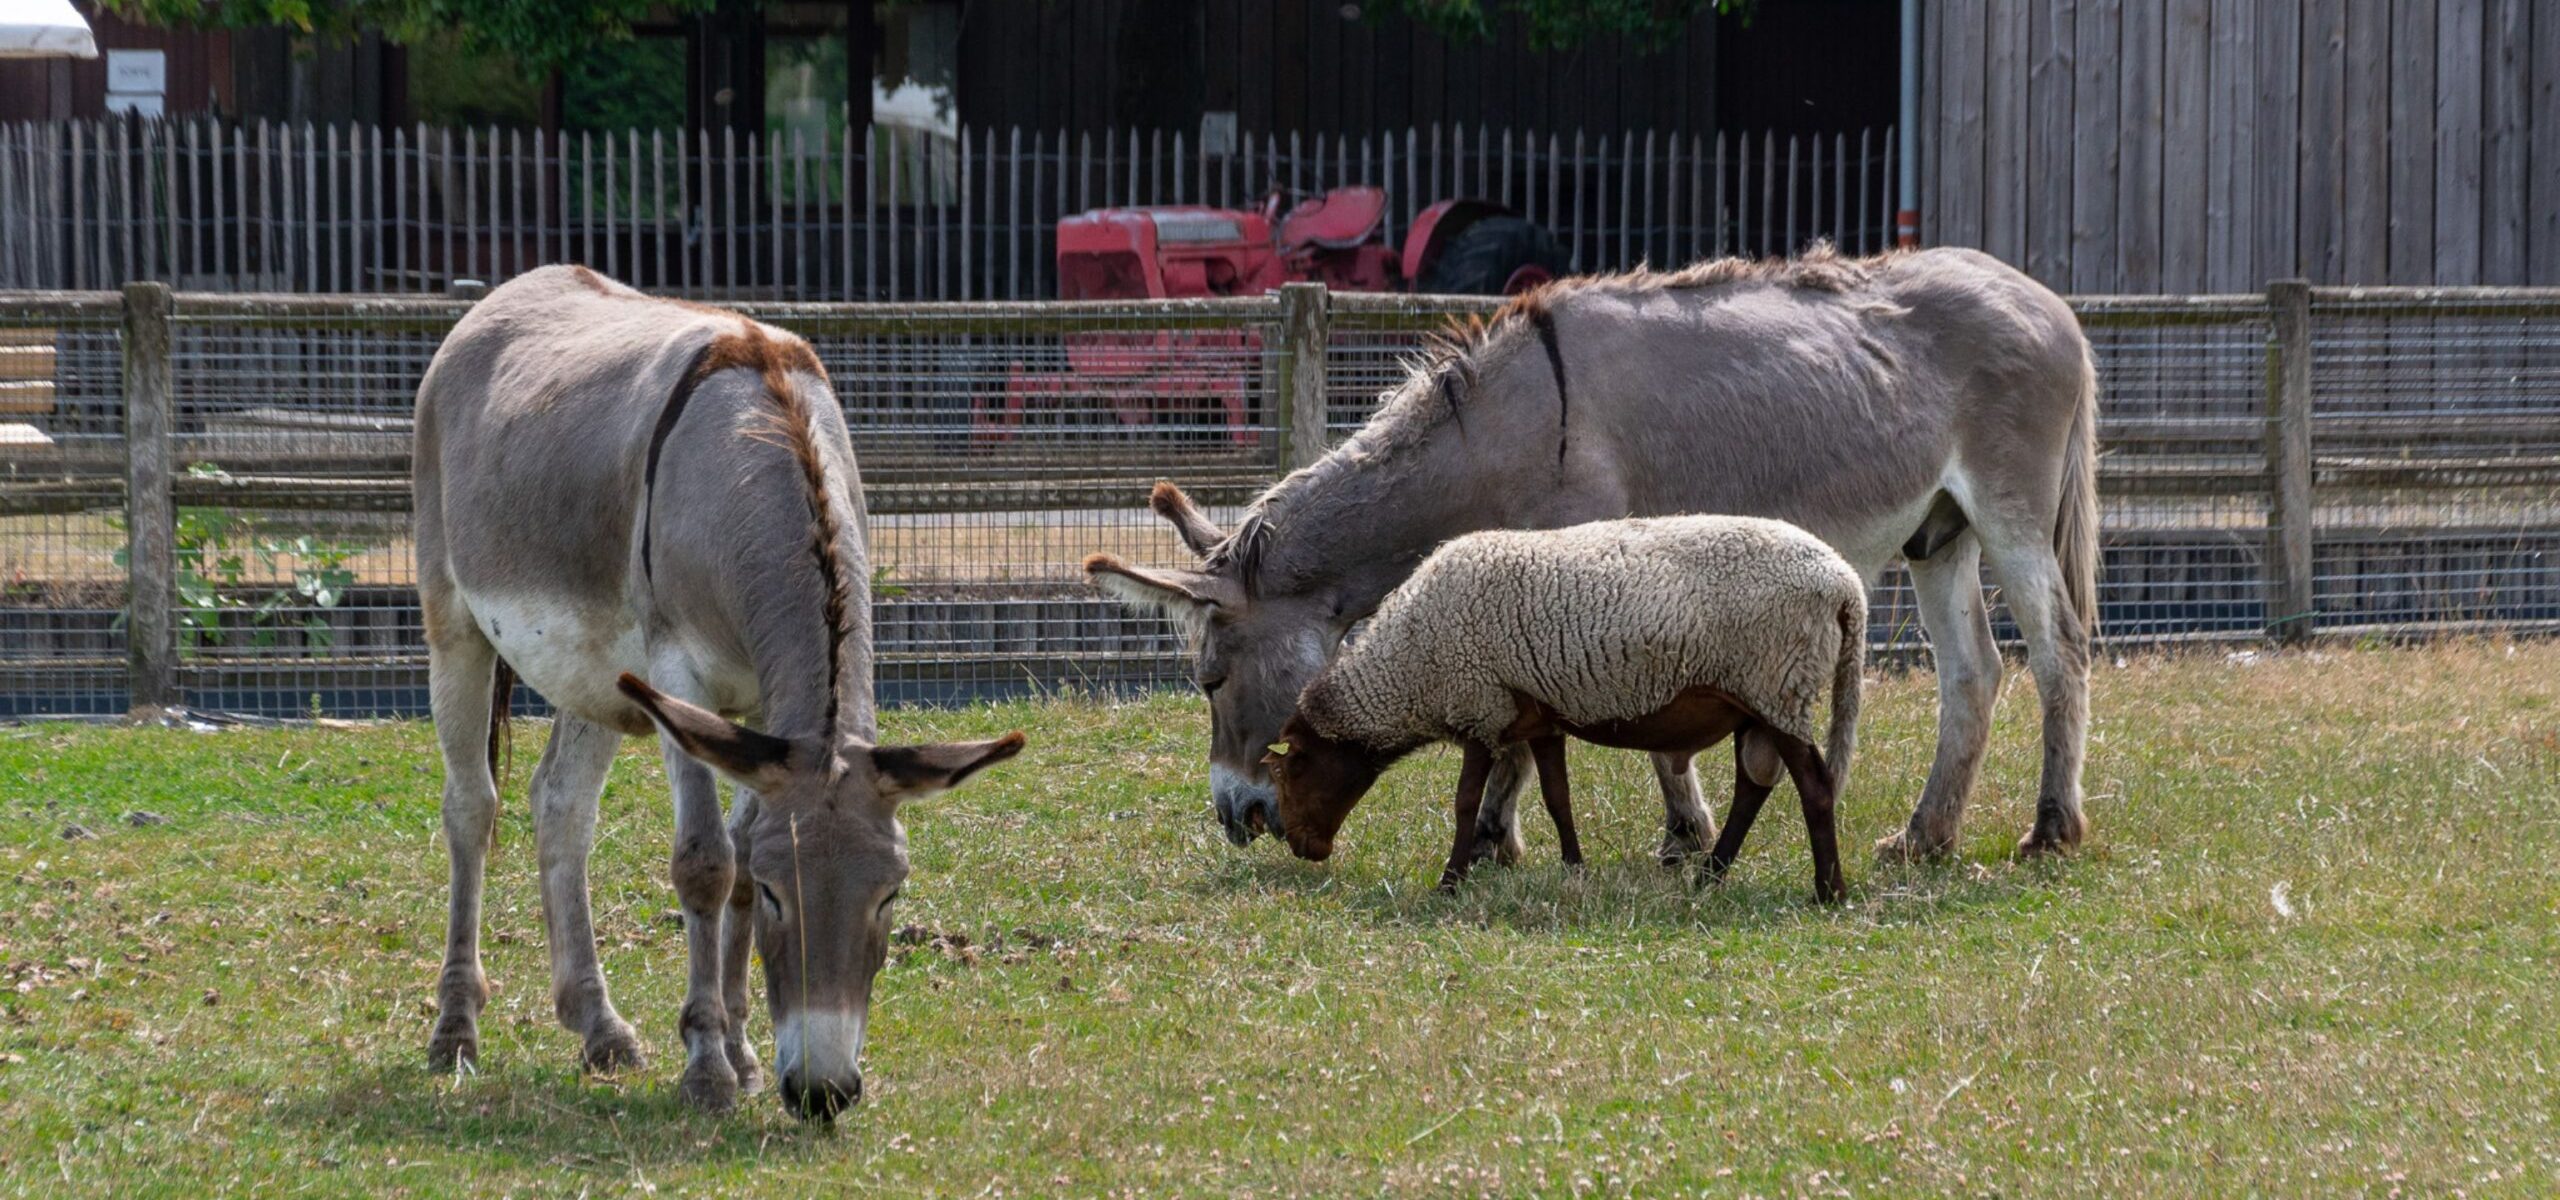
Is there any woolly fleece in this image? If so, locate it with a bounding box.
[1300,515,1867,769]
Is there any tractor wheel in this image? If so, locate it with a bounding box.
[1418,216,1572,295]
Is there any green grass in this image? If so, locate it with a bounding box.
[2,643,2556,1196]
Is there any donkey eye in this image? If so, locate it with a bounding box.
[878,888,901,915]
[1198,677,1225,698]
[756,882,784,921]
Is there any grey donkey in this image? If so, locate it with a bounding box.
[1090,245,2098,864]
[413,265,1025,1118]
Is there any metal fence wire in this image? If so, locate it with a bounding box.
[1,117,1900,301]
[0,281,2554,719]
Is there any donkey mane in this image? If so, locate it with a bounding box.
[644,318,852,747]
[1206,242,1902,591]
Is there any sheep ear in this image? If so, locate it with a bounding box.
[1149,481,1227,559]
[1084,553,1243,635]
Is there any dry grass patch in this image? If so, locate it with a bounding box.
[0,642,2554,1196]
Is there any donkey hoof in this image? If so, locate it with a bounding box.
[725,1040,764,1093]
[583,1024,646,1074]
[1465,831,1519,869]
[2015,806,2088,860]
[678,1060,741,1112]
[1658,830,1708,868]
[1873,828,1954,865]
[2014,828,2085,860]
[426,1023,479,1073]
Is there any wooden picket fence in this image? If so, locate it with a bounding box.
[0,117,1898,300]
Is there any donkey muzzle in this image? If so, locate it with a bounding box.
[780,1068,861,1120]
[1211,765,1282,845]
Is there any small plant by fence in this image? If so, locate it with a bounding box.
[0,280,2556,719]
[0,117,1898,300]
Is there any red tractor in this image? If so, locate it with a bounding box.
[977,187,1569,446]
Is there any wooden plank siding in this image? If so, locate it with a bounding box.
[2479,0,2530,284]
[954,0,1731,141]
[2023,0,2077,283]
[1927,0,2560,288]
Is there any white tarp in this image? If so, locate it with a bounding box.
[0,0,97,58]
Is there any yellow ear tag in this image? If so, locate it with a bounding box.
[1266,741,1291,757]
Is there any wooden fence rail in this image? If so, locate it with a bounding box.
[0,117,1897,301]
[2,282,2558,717]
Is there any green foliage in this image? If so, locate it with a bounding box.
[1374,0,1756,50]
[112,466,367,650]
[91,0,714,77]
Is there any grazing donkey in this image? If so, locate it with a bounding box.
[414,265,1024,1118]
[1091,245,2098,864]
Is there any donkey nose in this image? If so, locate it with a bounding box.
[780,1068,861,1120]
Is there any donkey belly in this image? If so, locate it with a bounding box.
[464,588,655,735]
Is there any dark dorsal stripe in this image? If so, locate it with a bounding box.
[642,340,725,585]
[1529,308,1569,465]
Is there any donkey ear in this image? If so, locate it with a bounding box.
[617,673,793,789]
[1149,480,1227,559]
[871,732,1027,805]
[1083,553,1243,636]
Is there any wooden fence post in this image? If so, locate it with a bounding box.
[1276,281,1330,470]
[2265,279,2315,645]
[122,281,177,715]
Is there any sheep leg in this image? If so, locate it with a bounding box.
[1439,741,1499,892]
[1526,735,1583,869]
[1772,735,1847,905]
[1702,735,1777,885]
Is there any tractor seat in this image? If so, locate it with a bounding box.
[1278,186,1387,252]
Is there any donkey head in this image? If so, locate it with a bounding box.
[617,674,1024,1120]
[1086,483,1349,846]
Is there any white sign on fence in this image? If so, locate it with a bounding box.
[104,48,163,93]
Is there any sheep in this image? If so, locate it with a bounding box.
[1264,514,1867,902]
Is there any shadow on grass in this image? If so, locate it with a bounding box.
[1197,840,2091,937]
[272,1058,849,1167]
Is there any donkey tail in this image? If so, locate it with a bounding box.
[484,657,515,850]
[2054,343,2101,636]
[1825,595,1865,797]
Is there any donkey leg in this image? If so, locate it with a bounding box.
[1979,536,2093,857]
[526,714,644,1073]
[1464,743,1533,868]
[1653,752,1717,866]
[649,670,743,1112]
[1704,732,1782,884]
[1880,534,2003,862]
[425,625,500,1073]
[719,788,764,1092]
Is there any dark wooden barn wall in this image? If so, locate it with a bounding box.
[1923,0,2560,290]
[0,8,232,123]
[955,0,1727,137]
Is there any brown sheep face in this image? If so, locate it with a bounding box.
[1265,713,1392,862]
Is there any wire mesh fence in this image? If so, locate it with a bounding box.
[0,292,125,716]
[0,280,2553,719]
[0,117,1899,301]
